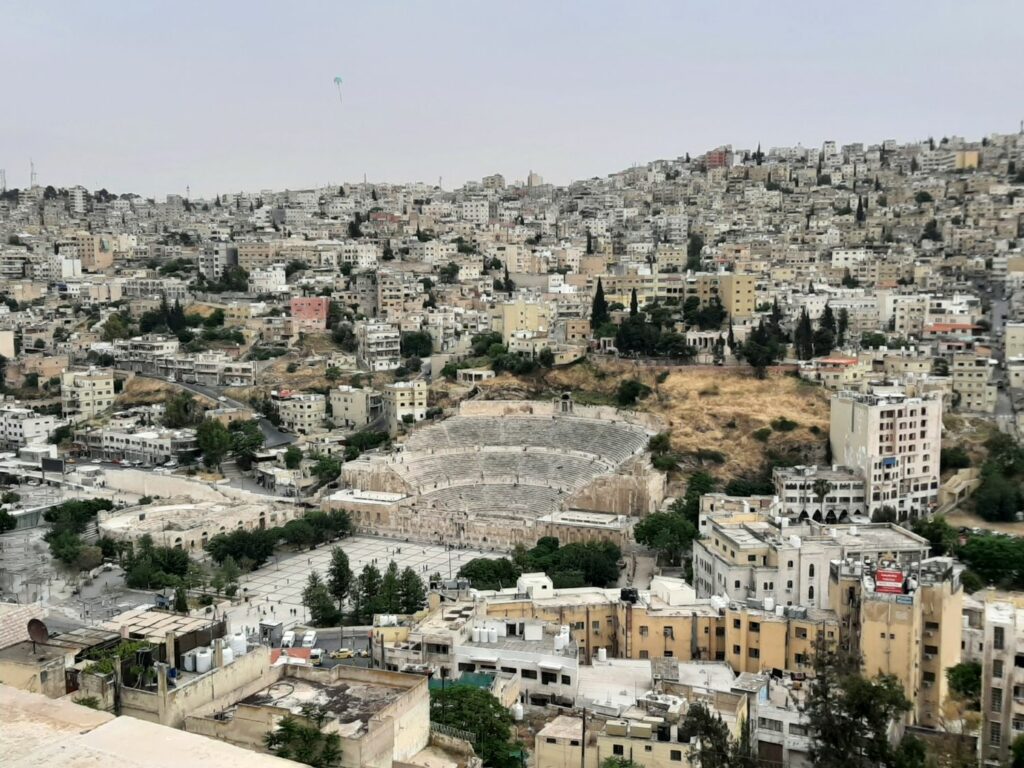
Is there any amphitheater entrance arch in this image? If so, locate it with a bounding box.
[174,537,183,550]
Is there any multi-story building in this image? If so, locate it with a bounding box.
[247,264,287,294]
[112,335,181,372]
[382,380,427,433]
[692,512,930,610]
[60,367,115,420]
[829,385,943,520]
[830,556,964,729]
[73,425,198,465]
[771,465,867,522]
[329,385,382,429]
[289,296,329,331]
[980,596,1024,764]
[491,299,551,343]
[356,321,401,371]
[0,405,61,448]
[273,391,326,435]
[950,353,997,412]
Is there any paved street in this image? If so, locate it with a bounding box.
[228,535,499,634]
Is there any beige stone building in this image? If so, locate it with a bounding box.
[273,391,326,434]
[382,379,427,433]
[329,385,381,429]
[829,385,943,520]
[979,595,1024,764]
[61,367,115,419]
[950,353,997,412]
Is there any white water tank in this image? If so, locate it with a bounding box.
[789,535,802,549]
[472,627,482,643]
[195,648,212,674]
[229,632,247,657]
[554,634,566,652]
[183,650,196,672]
[560,625,570,639]
[222,646,234,666]
[597,647,607,662]
[512,702,524,721]
[763,597,775,612]
[488,627,498,644]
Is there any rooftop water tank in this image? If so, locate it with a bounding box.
[512,702,524,721]
[763,597,775,612]
[183,650,196,672]
[222,646,234,666]
[195,648,212,674]
[597,647,607,662]
[229,632,247,657]
[472,626,482,643]
[554,634,566,652]
[488,627,498,644]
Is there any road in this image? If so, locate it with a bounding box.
[138,374,294,447]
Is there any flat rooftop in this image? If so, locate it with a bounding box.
[100,499,288,534]
[99,606,219,639]
[0,640,67,665]
[242,677,403,737]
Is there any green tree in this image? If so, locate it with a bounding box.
[400,330,434,358]
[398,567,426,613]
[284,444,303,469]
[946,661,982,708]
[164,392,202,428]
[738,319,782,379]
[686,233,704,271]
[590,278,610,330]
[263,704,342,767]
[538,347,555,368]
[805,643,911,768]
[429,686,518,768]
[793,309,814,360]
[836,308,849,346]
[0,509,16,532]
[616,379,652,406]
[311,455,342,484]
[327,547,352,606]
[229,419,265,465]
[633,512,697,566]
[353,563,383,623]
[173,585,189,613]
[303,571,341,627]
[380,560,401,613]
[458,558,521,591]
[196,419,232,468]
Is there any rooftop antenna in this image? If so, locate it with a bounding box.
[0,169,6,193]
[30,159,37,188]
[186,185,191,201]
[27,618,49,653]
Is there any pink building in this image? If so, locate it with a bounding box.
[289,297,330,331]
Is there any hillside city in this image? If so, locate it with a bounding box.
[1,132,1024,768]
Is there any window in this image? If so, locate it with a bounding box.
[808,586,815,601]
[809,564,815,578]
[734,580,741,589]
[992,687,1002,712]
[561,675,570,685]
[1016,654,1024,669]
[670,750,682,762]
[795,627,807,639]
[732,645,741,655]
[715,627,725,637]
[994,627,1005,650]
[639,650,649,659]
[749,648,760,659]
[990,721,1001,746]
[613,745,624,756]
[924,645,938,655]
[749,622,760,633]
[639,625,649,637]
[789,724,807,736]
[758,718,783,733]
[993,660,1003,678]
[923,671,936,683]
[664,626,674,639]
[592,621,600,630]
[546,738,557,744]
[787,560,794,568]
[925,621,939,631]
[521,669,537,680]
[541,671,557,685]
[733,619,741,629]
[501,666,517,674]
[458,662,476,672]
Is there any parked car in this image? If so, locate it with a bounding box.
[282,631,295,648]
[310,648,324,666]
[329,648,354,660]
[301,631,317,648]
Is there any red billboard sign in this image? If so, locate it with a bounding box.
[874,568,904,594]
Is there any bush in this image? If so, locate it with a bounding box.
[616,379,652,406]
[771,417,798,432]
[752,427,772,442]
[940,446,971,472]
[694,449,726,464]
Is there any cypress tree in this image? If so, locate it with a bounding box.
[629,288,639,317]
[591,278,609,330]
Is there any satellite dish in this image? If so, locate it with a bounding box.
[27,618,49,645]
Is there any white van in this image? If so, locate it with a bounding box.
[301,631,317,649]
[282,631,295,648]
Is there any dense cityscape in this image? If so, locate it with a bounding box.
[0,130,1022,768]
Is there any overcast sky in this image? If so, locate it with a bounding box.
[3,1,1023,198]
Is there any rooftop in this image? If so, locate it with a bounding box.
[99,606,219,640]
[242,676,404,737]
[0,640,67,665]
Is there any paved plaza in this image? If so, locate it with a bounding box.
[229,535,499,633]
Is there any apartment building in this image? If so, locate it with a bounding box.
[1005,322,1024,360]
[73,425,198,465]
[356,321,401,371]
[829,386,943,520]
[198,242,238,281]
[273,391,326,435]
[236,241,280,272]
[771,465,867,522]
[692,512,930,611]
[950,353,997,412]
[248,264,287,294]
[830,556,963,728]
[289,296,329,331]
[382,380,427,433]
[0,405,61,448]
[980,596,1024,764]
[60,367,115,419]
[122,275,190,302]
[155,352,256,387]
[491,299,551,343]
[329,385,382,429]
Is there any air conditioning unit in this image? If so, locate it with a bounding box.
[923,681,933,688]
[924,654,934,661]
